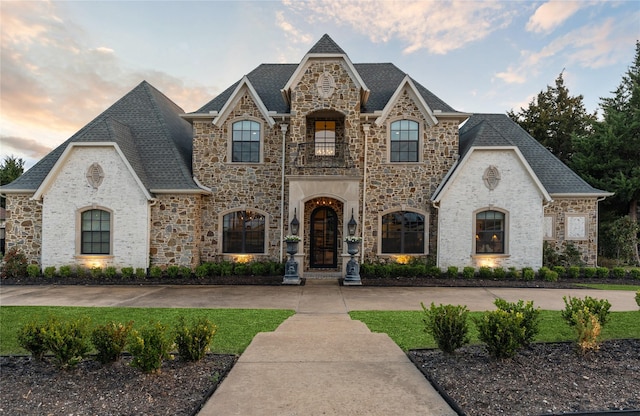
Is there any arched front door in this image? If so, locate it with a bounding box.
[310,206,338,268]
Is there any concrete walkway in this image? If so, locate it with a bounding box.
[1,281,637,415]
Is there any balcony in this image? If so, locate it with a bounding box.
[293,142,355,169]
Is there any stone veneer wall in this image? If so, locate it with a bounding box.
[192,92,284,262]
[362,90,459,258]
[544,197,599,266]
[150,194,202,268]
[4,194,42,265]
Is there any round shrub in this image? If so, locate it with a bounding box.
[26,264,40,278]
[91,321,133,364]
[421,302,469,354]
[128,322,173,373]
[17,320,49,361]
[475,309,526,359]
[174,316,217,362]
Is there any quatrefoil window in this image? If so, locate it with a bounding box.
[86,163,105,189]
[483,165,500,190]
[317,71,335,99]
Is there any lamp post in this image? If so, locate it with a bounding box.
[344,208,362,285]
[283,208,301,285]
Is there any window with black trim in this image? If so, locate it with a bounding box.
[390,120,419,162]
[314,121,336,156]
[81,209,110,254]
[475,210,505,254]
[232,120,260,163]
[223,210,265,253]
[381,211,425,253]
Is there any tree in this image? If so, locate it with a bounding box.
[572,42,640,264]
[508,71,596,165]
[0,155,25,208]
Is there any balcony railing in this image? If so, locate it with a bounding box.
[293,142,354,168]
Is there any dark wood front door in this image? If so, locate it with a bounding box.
[310,207,338,268]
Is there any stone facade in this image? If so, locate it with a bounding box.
[4,194,42,264]
[544,197,599,266]
[150,194,202,268]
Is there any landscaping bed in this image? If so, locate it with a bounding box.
[409,338,640,416]
[0,353,236,416]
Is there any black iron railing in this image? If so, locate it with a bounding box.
[293,142,354,168]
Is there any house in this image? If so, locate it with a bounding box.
[0,35,610,276]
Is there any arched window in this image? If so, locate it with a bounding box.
[475,210,505,254]
[81,209,111,254]
[232,120,261,163]
[390,120,419,162]
[222,210,265,253]
[381,211,425,253]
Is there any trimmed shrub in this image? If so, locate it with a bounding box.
[233,262,249,276]
[135,268,147,279]
[494,299,540,346]
[178,266,191,278]
[596,267,610,279]
[26,264,40,278]
[552,266,566,277]
[166,265,180,278]
[475,309,526,359]
[128,322,173,373]
[174,317,218,362]
[574,308,601,354]
[59,265,72,278]
[583,267,597,278]
[42,317,92,369]
[493,267,506,279]
[544,270,559,282]
[462,267,475,279]
[568,266,581,279]
[104,266,117,279]
[537,266,551,280]
[249,261,267,276]
[522,267,535,281]
[91,321,133,364]
[446,266,458,278]
[611,267,626,279]
[2,247,28,278]
[421,302,469,354]
[44,266,56,278]
[90,267,103,278]
[630,268,640,280]
[195,264,209,279]
[635,290,640,309]
[478,266,492,279]
[17,320,49,360]
[220,261,234,276]
[121,267,134,280]
[506,267,518,279]
[562,295,611,327]
[149,266,162,278]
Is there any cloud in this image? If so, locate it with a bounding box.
[0,136,53,159]
[0,0,214,160]
[526,0,587,34]
[282,0,518,55]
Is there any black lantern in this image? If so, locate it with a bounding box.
[290,208,299,235]
[348,208,357,236]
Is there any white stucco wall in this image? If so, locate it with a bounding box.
[437,149,545,269]
[40,145,149,269]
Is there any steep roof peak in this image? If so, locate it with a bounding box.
[307,34,346,55]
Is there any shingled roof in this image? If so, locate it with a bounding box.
[458,114,610,195]
[2,81,199,193]
[193,34,458,115]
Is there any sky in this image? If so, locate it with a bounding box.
[1,0,639,171]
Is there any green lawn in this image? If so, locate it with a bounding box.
[349,310,640,351]
[575,283,640,291]
[0,306,295,355]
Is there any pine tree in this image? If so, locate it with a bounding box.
[508,71,596,165]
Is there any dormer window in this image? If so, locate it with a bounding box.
[390,119,419,162]
[314,121,336,156]
[232,120,261,163]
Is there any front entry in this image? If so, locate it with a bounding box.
[310,206,338,268]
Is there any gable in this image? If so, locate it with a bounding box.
[374,76,439,127]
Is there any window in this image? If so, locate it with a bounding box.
[390,120,419,162]
[223,210,265,253]
[81,209,110,254]
[381,211,425,253]
[232,120,260,163]
[475,210,505,254]
[314,121,336,156]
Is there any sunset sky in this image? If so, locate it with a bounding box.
[1,0,638,171]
